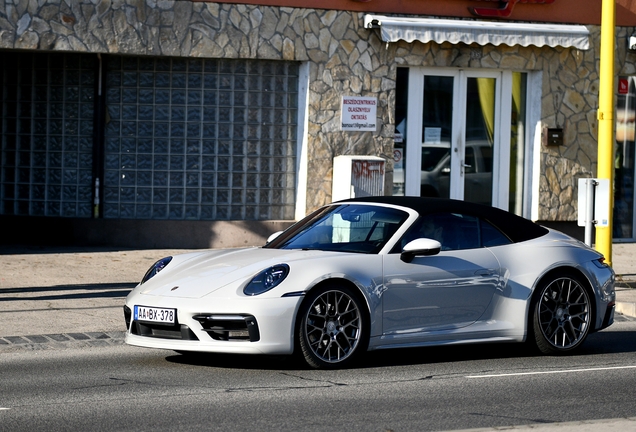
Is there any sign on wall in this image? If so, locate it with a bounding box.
[341,96,377,131]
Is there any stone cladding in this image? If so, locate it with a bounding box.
[1,1,633,220]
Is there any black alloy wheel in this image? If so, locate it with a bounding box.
[532,272,592,354]
[297,284,368,369]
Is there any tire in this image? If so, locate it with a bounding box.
[532,272,592,354]
[297,284,369,369]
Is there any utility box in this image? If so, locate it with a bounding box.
[543,127,564,146]
[332,156,385,202]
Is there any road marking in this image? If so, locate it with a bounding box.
[466,365,636,378]
[0,408,10,410]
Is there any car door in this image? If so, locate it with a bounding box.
[381,213,501,338]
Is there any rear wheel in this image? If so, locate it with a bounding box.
[532,272,592,354]
[297,285,368,369]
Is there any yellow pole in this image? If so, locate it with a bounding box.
[596,0,615,265]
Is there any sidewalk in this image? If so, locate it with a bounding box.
[0,246,195,342]
[0,243,634,344]
[610,243,636,317]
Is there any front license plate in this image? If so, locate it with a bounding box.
[134,305,176,325]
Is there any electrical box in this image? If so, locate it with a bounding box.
[543,127,564,146]
[332,156,385,202]
[577,178,610,227]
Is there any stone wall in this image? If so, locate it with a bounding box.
[1,0,632,221]
[0,1,394,215]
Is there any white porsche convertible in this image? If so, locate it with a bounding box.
[124,197,616,369]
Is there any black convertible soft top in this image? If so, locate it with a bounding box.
[339,196,549,244]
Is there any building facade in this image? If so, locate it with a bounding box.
[1,0,636,248]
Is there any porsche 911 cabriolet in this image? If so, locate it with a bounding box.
[124,197,615,369]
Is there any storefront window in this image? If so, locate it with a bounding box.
[393,68,408,196]
[103,57,299,221]
[392,68,528,213]
[0,52,95,217]
[615,76,636,239]
[509,72,527,216]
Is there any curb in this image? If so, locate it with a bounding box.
[0,331,125,352]
[616,302,636,318]
[449,417,636,432]
[614,278,636,319]
[616,279,636,289]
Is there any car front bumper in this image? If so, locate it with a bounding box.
[124,293,303,355]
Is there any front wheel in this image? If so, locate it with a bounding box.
[532,273,592,354]
[297,285,368,369]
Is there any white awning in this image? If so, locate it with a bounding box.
[363,14,590,50]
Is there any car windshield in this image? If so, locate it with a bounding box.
[265,204,409,253]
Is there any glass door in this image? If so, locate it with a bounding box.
[420,74,454,200]
[460,74,497,206]
[418,71,500,207]
[397,68,525,213]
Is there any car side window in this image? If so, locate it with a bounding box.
[399,212,477,251]
[480,219,512,247]
[448,213,480,250]
[398,212,511,252]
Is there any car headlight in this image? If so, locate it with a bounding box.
[141,256,173,284]
[243,264,290,296]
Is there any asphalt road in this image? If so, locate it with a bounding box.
[1,245,636,431]
[1,317,635,432]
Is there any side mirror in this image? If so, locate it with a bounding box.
[266,231,283,244]
[400,238,442,263]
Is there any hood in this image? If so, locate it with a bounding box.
[137,247,336,299]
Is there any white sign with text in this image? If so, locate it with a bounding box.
[341,96,377,131]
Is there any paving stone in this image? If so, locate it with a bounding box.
[5,336,29,344]
[24,335,49,344]
[86,332,111,340]
[45,334,71,342]
[67,333,90,341]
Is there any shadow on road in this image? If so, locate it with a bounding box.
[0,283,135,300]
[164,325,636,371]
[0,245,136,255]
